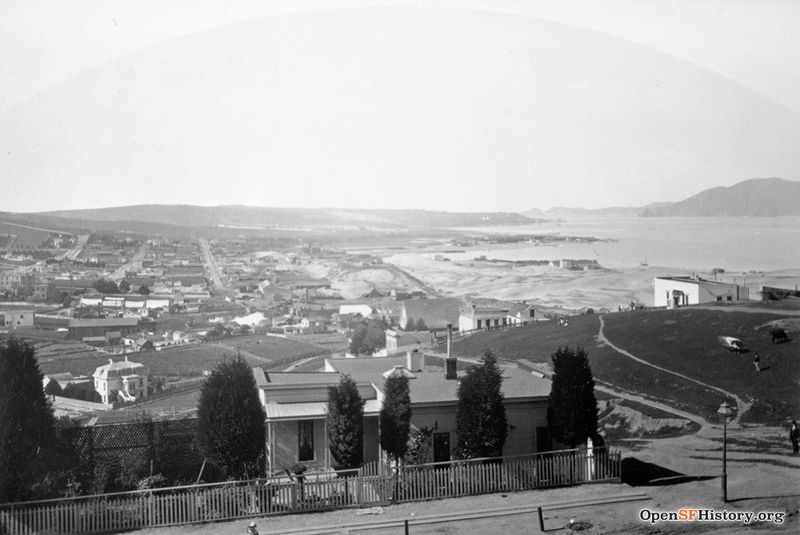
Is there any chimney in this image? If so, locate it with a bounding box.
[407,349,423,372]
[445,323,457,380]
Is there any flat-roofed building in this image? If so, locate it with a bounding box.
[654,276,750,308]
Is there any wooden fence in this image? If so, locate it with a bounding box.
[0,447,619,535]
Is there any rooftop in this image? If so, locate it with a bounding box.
[655,276,739,285]
[328,355,551,404]
[92,357,146,379]
[69,317,140,328]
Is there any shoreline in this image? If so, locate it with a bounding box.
[308,253,800,313]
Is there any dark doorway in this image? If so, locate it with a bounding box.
[433,432,451,463]
[536,426,552,452]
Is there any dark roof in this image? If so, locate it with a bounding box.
[68,318,140,328]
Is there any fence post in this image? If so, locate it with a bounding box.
[357,472,363,507]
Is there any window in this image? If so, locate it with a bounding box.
[298,421,314,461]
[726,296,732,301]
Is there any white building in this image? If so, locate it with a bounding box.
[654,276,750,308]
[92,357,149,404]
[384,329,434,354]
[339,303,374,317]
[458,304,509,331]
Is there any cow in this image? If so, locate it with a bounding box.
[771,327,789,344]
[718,336,744,353]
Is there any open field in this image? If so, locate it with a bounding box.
[216,335,329,364]
[37,335,329,379]
[37,344,243,378]
[602,307,800,423]
[448,304,800,425]
[0,221,54,246]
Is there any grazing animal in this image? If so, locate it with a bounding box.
[718,336,743,353]
[771,327,789,344]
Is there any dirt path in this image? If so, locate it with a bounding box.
[211,343,273,365]
[597,315,752,426]
[283,355,323,371]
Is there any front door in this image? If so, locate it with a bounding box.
[433,432,451,463]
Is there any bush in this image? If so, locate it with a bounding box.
[327,375,365,469]
[455,351,507,459]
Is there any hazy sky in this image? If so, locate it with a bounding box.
[2,0,799,213]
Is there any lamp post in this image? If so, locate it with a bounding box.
[718,401,735,502]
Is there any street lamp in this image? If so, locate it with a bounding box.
[718,401,736,502]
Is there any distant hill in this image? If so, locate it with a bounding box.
[640,177,800,217]
[36,205,537,232]
[523,178,800,219]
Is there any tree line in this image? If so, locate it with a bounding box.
[1,336,598,502]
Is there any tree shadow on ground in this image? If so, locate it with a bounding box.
[621,457,716,486]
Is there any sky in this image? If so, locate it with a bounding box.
[1,0,799,213]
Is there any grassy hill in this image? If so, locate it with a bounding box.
[36,336,327,379]
[448,305,799,425]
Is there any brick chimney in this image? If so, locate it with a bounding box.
[445,323,457,380]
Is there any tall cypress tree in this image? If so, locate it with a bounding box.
[197,356,265,479]
[547,346,598,448]
[326,375,365,469]
[0,338,56,502]
[380,373,411,463]
[455,350,508,459]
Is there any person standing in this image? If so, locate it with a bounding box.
[753,352,760,372]
[791,421,799,455]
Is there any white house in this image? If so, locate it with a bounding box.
[92,357,149,404]
[654,276,750,308]
[458,303,509,331]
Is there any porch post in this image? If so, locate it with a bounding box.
[266,420,272,475]
[324,419,329,468]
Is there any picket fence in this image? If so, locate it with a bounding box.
[0,447,619,535]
